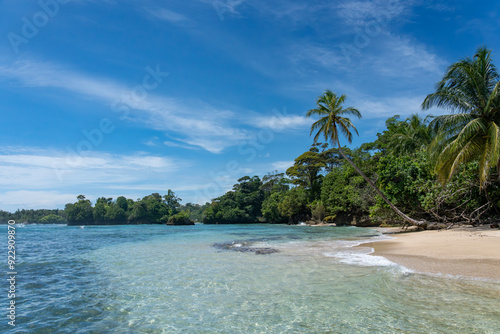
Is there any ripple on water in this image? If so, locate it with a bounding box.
[5,225,500,333]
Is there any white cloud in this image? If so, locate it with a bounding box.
[251,115,309,131]
[240,167,253,174]
[337,1,381,24]
[336,0,407,26]
[163,141,200,150]
[271,160,294,171]
[0,59,252,153]
[146,8,190,24]
[208,0,245,19]
[0,148,182,189]
[281,0,442,81]
[0,191,77,211]
[0,60,122,100]
[0,147,193,211]
[288,44,346,71]
[426,2,454,12]
[370,34,444,77]
[143,137,159,146]
[1,59,321,153]
[355,95,431,119]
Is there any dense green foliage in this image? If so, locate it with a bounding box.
[286,148,325,200]
[1,191,206,226]
[178,203,210,222]
[0,209,67,224]
[167,211,195,225]
[202,102,499,226]
[321,159,374,217]
[203,176,265,224]
[39,213,67,224]
[64,191,183,225]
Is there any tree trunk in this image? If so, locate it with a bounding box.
[335,139,426,228]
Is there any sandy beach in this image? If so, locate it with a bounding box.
[365,227,500,280]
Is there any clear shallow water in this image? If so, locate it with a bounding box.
[3,224,500,333]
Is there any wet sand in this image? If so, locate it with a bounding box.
[365,227,500,280]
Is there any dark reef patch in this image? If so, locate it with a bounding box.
[212,240,279,255]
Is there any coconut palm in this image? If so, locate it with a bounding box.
[422,46,500,188]
[307,89,423,226]
[390,114,433,156]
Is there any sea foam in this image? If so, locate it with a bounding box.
[322,235,414,274]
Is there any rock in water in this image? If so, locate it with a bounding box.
[212,240,279,255]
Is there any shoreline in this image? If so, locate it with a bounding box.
[363,226,500,281]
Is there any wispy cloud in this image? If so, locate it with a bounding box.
[163,141,200,150]
[145,7,191,24]
[271,160,293,171]
[0,191,78,211]
[0,147,183,188]
[354,95,445,119]
[0,147,191,210]
[288,44,346,72]
[0,58,315,153]
[425,2,455,12]
[209,0,246,19]
[336,0,408,26]
[369,34,444,77]
[0,59,252,153]
[250,115,309,131]
[143,137,159,146]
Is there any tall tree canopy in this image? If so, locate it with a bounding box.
[423,46,500,188]
[286,148,326,200]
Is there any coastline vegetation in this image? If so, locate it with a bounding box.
[2,46,499,228]
[202,46,500,228]
[63,191,194,225]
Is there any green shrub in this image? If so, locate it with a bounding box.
[39,214,66,224]
[167,211,194,225]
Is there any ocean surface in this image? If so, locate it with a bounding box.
[3,223,500,333]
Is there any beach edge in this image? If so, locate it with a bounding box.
[363,227,500,281]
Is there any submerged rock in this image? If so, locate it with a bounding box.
[212,240,279,255]
[254,248,279,255]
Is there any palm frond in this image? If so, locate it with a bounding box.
[306,89,360,147]
[426,46,500,188]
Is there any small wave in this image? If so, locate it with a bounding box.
[325,248,414,275]
[327,248,396,267]
[272,233,415,273]
[321,235,414,274]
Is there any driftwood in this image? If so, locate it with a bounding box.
[410,176,499,229]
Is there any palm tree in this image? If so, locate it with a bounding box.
[389,114,433,156]
[422,46,500,188]
[306,89,424,226]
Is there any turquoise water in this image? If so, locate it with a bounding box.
[3,224,500,333]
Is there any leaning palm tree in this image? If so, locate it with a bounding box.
[306,89,423,226]
[422,46,500,189]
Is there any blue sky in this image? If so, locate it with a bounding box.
[1,0,499,211]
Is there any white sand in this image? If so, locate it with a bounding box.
[366,227,500,280]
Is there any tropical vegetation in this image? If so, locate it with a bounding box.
[201,46,500,228]
[63,191,187,225]
[2,46,499,229]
